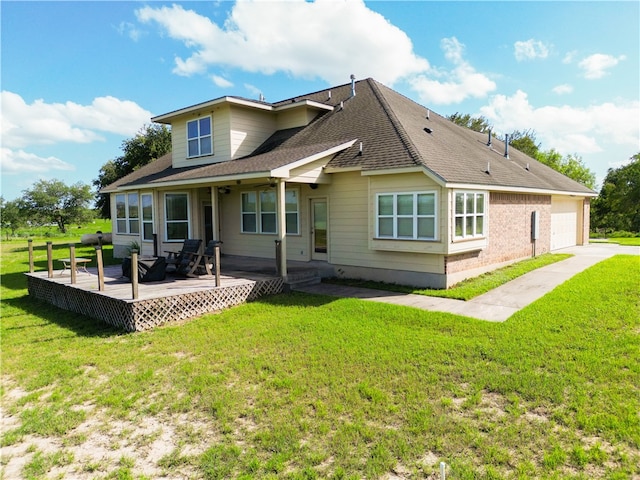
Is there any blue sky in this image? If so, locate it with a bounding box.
[2,1,638,202]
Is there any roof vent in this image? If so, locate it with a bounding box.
[359,142,363,156]
[350,74,356,97]
[526,163,530,171]
[328,90,332,101]
[487,130,492,147]
[424,127,433,134]
[259,93,265,102]
[486,161,491,174]
[340,100,344,110]
[426,109,430,120]
[504,133,510,159]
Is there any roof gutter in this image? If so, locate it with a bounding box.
[445,182,597,197]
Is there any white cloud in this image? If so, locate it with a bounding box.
[0,148,74,175]
[479,90,640,155]
[135,0,429,86]
[578,53,626,79]
[243,83,262,98]
[408,37,496,105]
[211,75,233,88]
[563,50,577,64]
[552,84,573,95]
[514,39,550,61]
[1,91,153,149]
[116,21,143,42]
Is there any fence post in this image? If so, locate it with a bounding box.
[131,250,139,299]
[275,240,282,276]
[95,246,105,291]
[28,239,34,273]
[47,242,53,278]
[214,244,221,287]
[69,244,77,284]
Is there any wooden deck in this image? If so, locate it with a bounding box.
[26,264,284,332]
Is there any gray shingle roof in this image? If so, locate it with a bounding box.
[104,78,595,195]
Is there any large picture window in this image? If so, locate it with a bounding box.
[115,193,140,234]
[187,116,212,158]
[454,191,486,239]
[376,192,437,240]
[165,193,190,241]
[241,189,299,235]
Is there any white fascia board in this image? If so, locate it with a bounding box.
[361,166,447,186]
[270,139,358,177]
[152,97,273,123]
[113,172,270,191]
[274,100,334,113]
[445,183,597,197]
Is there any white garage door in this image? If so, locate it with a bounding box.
[551,197,580,250]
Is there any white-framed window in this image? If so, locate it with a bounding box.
[187,116,212,158]
[141,193,154,242]
[241,188,299,235]
[454,191,486,239]
[115,193,140,234]
[165,193,190,241]
[285,189,299,235]
[376,191,437,240]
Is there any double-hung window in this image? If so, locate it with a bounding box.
[115,193,140,234]
[141,193,154,241]
[454,191,486,239]
[187,116,212,158]
[376,192,437,240]
[165,193,190,241]
[241,189,299,235]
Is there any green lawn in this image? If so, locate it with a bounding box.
[1,237,639,479]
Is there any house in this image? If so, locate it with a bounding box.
[102,77,595,289]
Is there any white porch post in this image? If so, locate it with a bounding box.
[277,179,287,280]
[210,186,220,241]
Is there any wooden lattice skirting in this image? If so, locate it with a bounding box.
[27,275,283,332]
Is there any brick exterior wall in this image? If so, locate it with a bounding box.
[445,193,552,274]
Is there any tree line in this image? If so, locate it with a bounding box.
[0,124,171,239]
[1,118,637,238]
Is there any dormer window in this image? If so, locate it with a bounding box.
[187,116,212,158]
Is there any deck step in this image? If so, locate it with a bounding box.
[285,270,321,291]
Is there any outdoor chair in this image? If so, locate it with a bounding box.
[181,239,223,277]
[164,239,202,275]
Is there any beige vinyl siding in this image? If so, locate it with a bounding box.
[230,106,276,159]
[172,106,232,168]
[287,157,331,184]
[217,187,309,262]
[329,172,443,274]
[276,108,319,130]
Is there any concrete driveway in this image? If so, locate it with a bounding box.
[294,243,640,322]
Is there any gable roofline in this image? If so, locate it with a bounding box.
[152,96,333,124]
[271,139,357,177]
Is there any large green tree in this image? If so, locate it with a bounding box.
[448,112,492,133]
[0,197,25,239]
[94,123,171,218]
[21,179,94,233]
[591,153,640,233]
[448,114,596,189]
